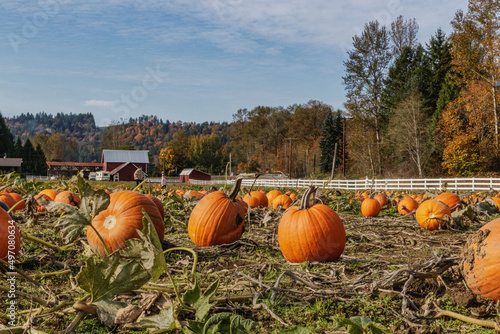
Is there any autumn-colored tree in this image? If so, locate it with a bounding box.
[187,134,228,174]
[437,82,493,174]
[32,133,78,162]
[168,129,191,168]
[158,147,178,175]
[450,0,500,147]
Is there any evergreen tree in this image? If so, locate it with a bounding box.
[319,110,343,174]
[35,144,47,175]
[22,139,37,175]
[13,137,23,158]
[424,28,452,111]
[382,45,427,116]
[0,113,15,157]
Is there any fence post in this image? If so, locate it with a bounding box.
[472,177,475,192]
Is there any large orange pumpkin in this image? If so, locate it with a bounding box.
[415,200,451,230]
[188,176,247,247]
[398,195,419,214]
[0,207,21,262]
[0,192,16,209]
[87,191,164,257]
[54,191,81,208]
[462,218,500,300]
[251,191,268,207]
[373,193,388,208]
[277,186,346,263]
[361,198,381,217]
[8,192,25,211]
[272,194,293,209]
[145,194,165,220]
[434,192,462,212]
[266,190,282,207]
[243,193,261,208]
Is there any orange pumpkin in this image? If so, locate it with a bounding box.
[398,195,419,214]
[492,197,500,211]
[0,192,16,209]
[462,218,500,300]
[145,194,165,220]
[272,194,293,209]
[278,186,346,263]
[188,176,247,247]
[415,200,451,230]
[0,207,21,262]
[266,190,282,207]
[434,192,462,212]
[361,198,381,217]
[54,191,81,208]
[251,191,268,207]
[243,193,261,208]
[38,189,58,201]
[185,190,205,199]
[373,193,388,208]
[7,192,25,211]
[87,191,164,257]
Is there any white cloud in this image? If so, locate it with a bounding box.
[85,99,114,107]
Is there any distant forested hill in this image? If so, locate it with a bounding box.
[4,112,229,163]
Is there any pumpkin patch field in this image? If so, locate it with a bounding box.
[2,172,500,333]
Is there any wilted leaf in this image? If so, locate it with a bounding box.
[114,304,143,324]
[93,299,127,326]
[124,306,177,331]
[475,199,498,215]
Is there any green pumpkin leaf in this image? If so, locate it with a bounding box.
[49,172,109,244]
[76,254,151,302]
[183,280,219,322]
[202,312,256,334]
[119,210,167,281]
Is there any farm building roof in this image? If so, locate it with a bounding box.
[101,150,149,163]
[179,168,210,176]
[0,158,22,167]
[47,162,103,167]
[109,161,135,175]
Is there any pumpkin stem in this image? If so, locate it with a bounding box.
[163,247,198,283]
[228,173,257,201]
[299,186,317,210]
[432,301,500,331]
[88,224,111,256]
[21,231,71,252]
[248,173,261,193]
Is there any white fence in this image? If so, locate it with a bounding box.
[191,177,500,192]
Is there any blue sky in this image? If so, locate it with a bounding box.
[1,0,469,127]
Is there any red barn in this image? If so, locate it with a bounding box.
[102,150,149,182]
[179,168,211,183]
